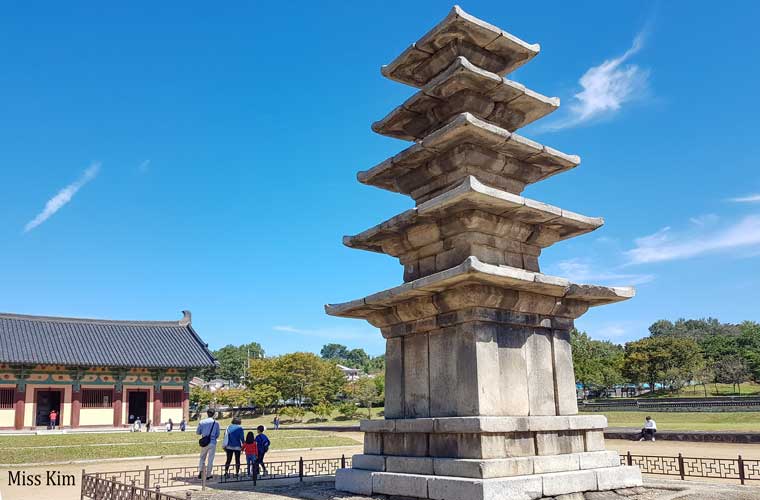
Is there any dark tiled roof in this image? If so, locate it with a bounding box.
[0,310,216,369]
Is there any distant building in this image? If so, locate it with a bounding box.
[337,364,361,381]
[203,379,238,392]
[0,310,215,430]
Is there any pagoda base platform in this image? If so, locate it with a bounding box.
[336,464,642,499]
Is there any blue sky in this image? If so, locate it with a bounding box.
[2,2,759,356]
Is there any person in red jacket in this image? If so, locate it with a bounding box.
[49,409,58,429]
[242,431,259,477]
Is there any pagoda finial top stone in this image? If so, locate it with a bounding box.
[382,5,540,88]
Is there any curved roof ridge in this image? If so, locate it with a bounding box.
[0,310,188,327]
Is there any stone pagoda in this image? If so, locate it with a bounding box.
[326,6,642,500]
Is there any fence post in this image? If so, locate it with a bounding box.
[130,480,136,500]
[627,451,632,466]
[144,465,150,489]
[299,457,304,482]
[739,455,746,485]
[186,492,192,500]
[80,469,85,500]
[341,454,346,469]
[678,453,685,480]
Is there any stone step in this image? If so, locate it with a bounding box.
[336,465,642,499]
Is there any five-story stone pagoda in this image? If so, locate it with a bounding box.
[326,6,642,500]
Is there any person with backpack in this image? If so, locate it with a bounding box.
[242,431,258,477]
[196,409,220,480]
[222,417,245,478]
[254,425,270,476]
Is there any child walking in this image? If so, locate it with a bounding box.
[242,431,259,477]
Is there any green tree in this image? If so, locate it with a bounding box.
[346,377,381,419]
[623,336,704,393]
[248,353,346,406]
[337,402,361,420]
[250,384,281,415]
[215,388,252,415]
[312,401,334,421]
[320,343,350,361]
[207,342,265,381]
[713,355,750,394]
[190,386,213,409]
[571,329,624,397]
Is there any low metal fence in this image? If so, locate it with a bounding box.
[85,455,351,491]
[620,451,760,484]
[80,472,190,500]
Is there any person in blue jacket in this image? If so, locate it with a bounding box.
[223,417,245,477]
[255,425,271,476]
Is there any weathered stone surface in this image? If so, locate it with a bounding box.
[433,456,534,478]
[404,333,431,418]
[335,468,374,496]
[543,469,597,497]
[578,451,620,470]
[585,430,606,452]
[385,337,404,418]
[556,493,586,500]
[526,330,556,416]
[372,472,430,498]
[386,456,435,475]
[365,433,383,455]
[352,454,386,472]
[428,474,543,500]
[595,466,642,491]
[552,329,579,415]
[533,453,580,474]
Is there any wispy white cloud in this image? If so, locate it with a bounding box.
[729,194,760,203]
[273,325,369,341]
[138,160,151,173]
[24,163,101,232]
[545,32,649,130]
[554,258,655,285]
[626,214,760,264]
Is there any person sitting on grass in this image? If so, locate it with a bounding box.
[242,431,258,477]
[637,416,657,442]
[255,425,271,476]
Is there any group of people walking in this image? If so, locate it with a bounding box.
[196,409,271,480]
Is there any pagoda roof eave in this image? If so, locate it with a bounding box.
[358,112,580,194]
[344,176,603,253]
[373,57,559,140]
[382,6,540,88]
[324,256,635,319]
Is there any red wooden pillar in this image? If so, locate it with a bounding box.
[71,389,81,428]
[113,389,123,427]
[152,388,162,425]
[14,386,25,430]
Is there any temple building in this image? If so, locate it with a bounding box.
[0,310,215,430]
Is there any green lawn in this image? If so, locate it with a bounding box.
[0,429,359,465]
[603,411,760,431]
[214,407,385,429]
